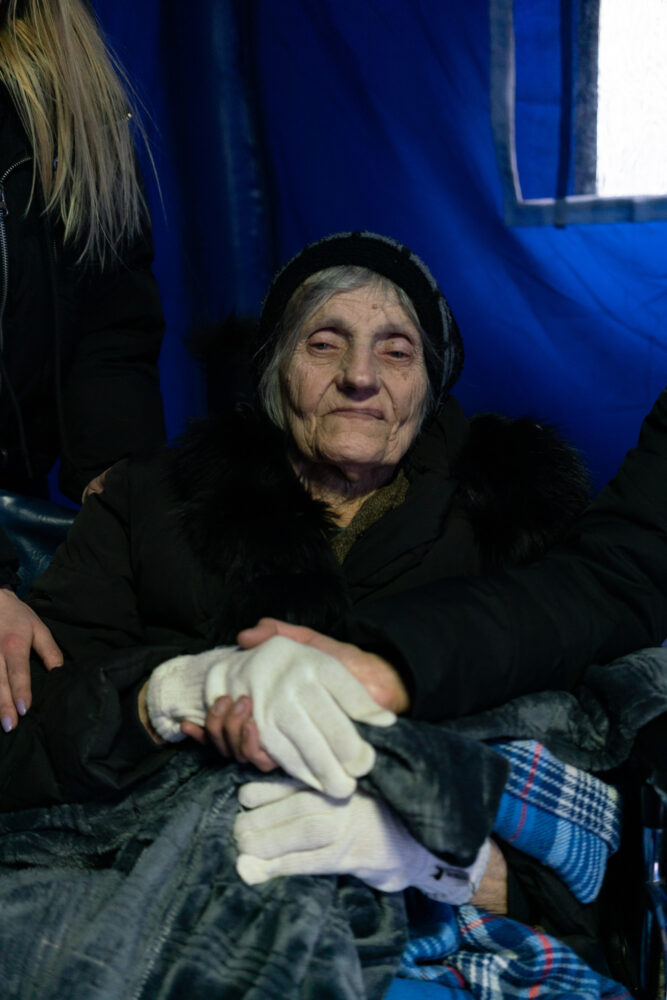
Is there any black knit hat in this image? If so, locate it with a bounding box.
[257,231,464,404]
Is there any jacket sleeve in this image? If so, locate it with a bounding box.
[0,462,182,810]
[340,388,667,721]
[0,524,19,589]
[58,220,166,501]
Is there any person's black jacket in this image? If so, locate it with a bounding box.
[343,386,667,720]
[0,395,587,810]
[0,88,165,583]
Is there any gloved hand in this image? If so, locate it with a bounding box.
[146,645,235,741]
[147,635,396,798]
[234,777,490,900]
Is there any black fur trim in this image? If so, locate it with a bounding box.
[454,414,591,570]
[167,406,350,639]
[164,401,590,638]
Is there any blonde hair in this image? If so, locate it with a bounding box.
[0,0,150,264]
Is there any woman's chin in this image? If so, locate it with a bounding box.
[319,447,397,479]
[292,430,407,485]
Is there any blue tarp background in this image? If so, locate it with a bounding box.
[93,0,667,491]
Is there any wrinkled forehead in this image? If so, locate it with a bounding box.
[289,267,423,339]
[306,285,419,336]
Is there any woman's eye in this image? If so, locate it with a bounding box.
[307,331,340,353]
[383,340,414,360]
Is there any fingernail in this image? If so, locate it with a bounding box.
[16,699,27,716]
[232,698,248,716]
[211,696,229,716]
[1,716,13,733]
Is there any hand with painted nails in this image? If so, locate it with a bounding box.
[0,588,63,732]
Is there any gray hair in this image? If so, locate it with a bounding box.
[257,265,436,429]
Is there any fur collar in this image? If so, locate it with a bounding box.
[168,406,350,637]
[454,413,590,570]
[164,403,590,638]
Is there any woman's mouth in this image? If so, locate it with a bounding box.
[330,408,384,420]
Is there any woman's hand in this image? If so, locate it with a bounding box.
[181,695,277,772]
[0,588,63,732]
[237,618,410,714]
[182,619,409,779]
[147,637,395,796]
[235,777,490,901]
[234,778,427,890]
[185,618,410,776]
[81,466,112,503]
[204,637,395,797]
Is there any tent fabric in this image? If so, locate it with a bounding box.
[92,0,667,492]
[490,0,667,225]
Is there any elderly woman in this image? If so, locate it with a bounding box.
[0,231,589,810]
[0,233,632,1000]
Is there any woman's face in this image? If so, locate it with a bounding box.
[282,283,429,475]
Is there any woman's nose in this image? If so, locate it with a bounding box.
[337,345,379,391]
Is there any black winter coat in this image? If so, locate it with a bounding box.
[0,89,165,580]
[0,395,586,810]
[345,386,667,721]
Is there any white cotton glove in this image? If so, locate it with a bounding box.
[207,636,395,798]
[234,777,490,900]
[146,645,235,741]
[146,636,396,798]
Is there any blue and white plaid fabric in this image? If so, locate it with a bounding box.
[400,902,631,999]
[399,740,628,998]
[491,741,621,903]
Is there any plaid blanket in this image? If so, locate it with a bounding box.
[400,902,630,999]
[399,740,629,999]
[490,741,621,903]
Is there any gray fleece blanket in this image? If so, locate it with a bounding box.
[448,645,667,779]
[1,646,666,999]
[0,717,507,1000]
